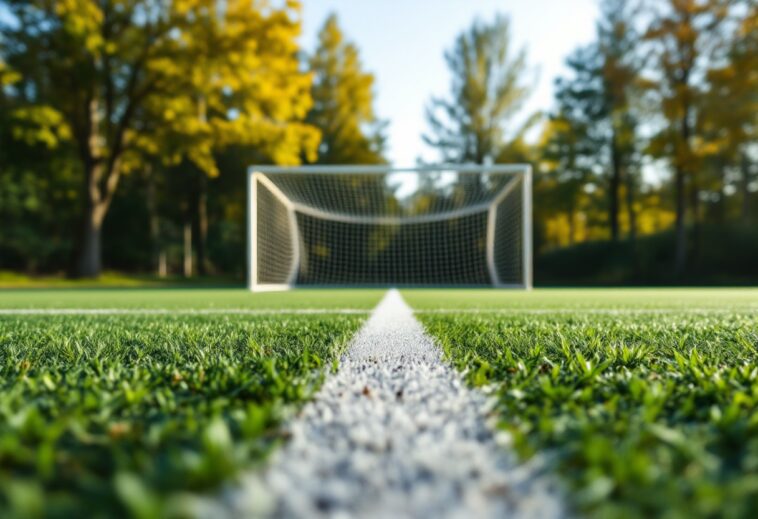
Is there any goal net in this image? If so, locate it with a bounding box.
[248,165,532,291]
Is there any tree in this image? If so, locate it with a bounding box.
[643,0,731,275]
[539,106,597,247]
[1,55,82,273]
[423,14,538,165]
[597,0,644,241]
[1,0,318,277]
[0,58,18,161]
[149,0,319,276]
[0,59,19,102]
[308,14,386,164]
[701,1,757,223]
[552,0,643,242]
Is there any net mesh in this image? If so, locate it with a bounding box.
[493,179,524,285]
[254,179,296,286]
[251,167,529,289]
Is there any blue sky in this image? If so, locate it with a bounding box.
[301,0,600,166]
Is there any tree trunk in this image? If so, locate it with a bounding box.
[689,176,701,265]
[567,202,576,247]
[76,211,103,278]
[74,163,111,278]
[195,174,209,276]
[674,105,692,278]
[609,135,621,241]
[625,166,637,242]
[741,152,751,223]
[71,96,124,278]
[144,166,162,275]
[715,159,727,225]
[183,221,193,278]
[674,164,687,277]
[624,165,640,282]
[159,251,167,278]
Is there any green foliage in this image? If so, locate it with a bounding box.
[536,224,758,286]
[0,151,81,273]
[540,0,643,242]
[700,3,758,222]
[643,0,732,173]
[0,312,363,516]
[1,2,756,282]
[642,0,734,273]
[0,59,20,88]
[308,14,387,164]
[424,14,538,164]
[416,294,758,518]
[0,0,319,277]
[537,113,596,237]
[535,0,756,264]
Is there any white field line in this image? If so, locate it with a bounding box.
[217,289,565,519]
[0,308,369,316]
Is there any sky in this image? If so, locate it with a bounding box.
[301,0,600,166]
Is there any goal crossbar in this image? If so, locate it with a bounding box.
[250,164,530,175]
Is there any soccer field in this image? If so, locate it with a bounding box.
[1,288,756,517]
[408,288,758,518]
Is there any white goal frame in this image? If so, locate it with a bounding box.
[247,164,532,291]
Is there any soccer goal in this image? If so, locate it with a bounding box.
[247,164,532,291]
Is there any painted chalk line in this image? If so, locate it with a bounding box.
[210,289,565,519]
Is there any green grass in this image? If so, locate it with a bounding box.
[406,289,758,519]
[0,289,382,517]
[404,287,758,310]
[0,288,385,309]
[0,271,239,288]
[3,287,757,517]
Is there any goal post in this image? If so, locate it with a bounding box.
[247,164,532,291]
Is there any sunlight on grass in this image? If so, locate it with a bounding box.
[0,288,385,310]
[0,312,364,516]
[412,289,758,518]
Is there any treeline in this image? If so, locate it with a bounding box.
[0,2,384,278]
[423,0,757,282]
[1,0,756,282]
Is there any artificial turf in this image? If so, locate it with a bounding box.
[2,287,757,517]
[403,287,758,311]
[0,288,385,310]
[405,288,758,518]
[0,289,381,517]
